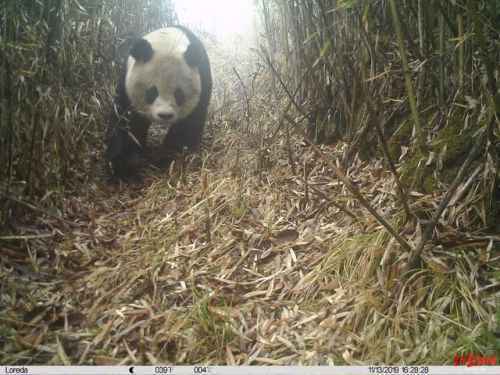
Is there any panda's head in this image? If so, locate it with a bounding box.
[125,28,204,126]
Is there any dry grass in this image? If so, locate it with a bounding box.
[1,106,497,364]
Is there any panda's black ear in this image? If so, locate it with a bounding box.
[184,43,203,67]
[130,38,154,63]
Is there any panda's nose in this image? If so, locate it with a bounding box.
[158,112,175,121]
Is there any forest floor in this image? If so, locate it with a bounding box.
[2,116,497,365]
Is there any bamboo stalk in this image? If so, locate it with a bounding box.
[438,11,445,106]
[417,0,424,55]
[389,0,424,152]
[457,13,464,91]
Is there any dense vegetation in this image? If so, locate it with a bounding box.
[0,0,175,227]
[1,0,499,365]
[260,0,500,228]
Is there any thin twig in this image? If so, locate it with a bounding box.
[1,194,79,228]
[285,114,412,252]
[232,67,251,128]
[407,126,488,269]
[0,233,54,240]
[262,52,412,252]
[260,45,307,117]
[309,185,358,222]
[367,96,412,220]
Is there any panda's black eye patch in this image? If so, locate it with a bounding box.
[174,88,185,106]
[145,86,159,104]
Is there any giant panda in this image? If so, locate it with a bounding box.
[105,25,212,178]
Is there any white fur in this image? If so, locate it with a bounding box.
[125,28,202,125]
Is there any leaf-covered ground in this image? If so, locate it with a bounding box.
[1,119,498,364]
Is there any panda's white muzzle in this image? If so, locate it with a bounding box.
[151,98,177,126]
[157,112,175,122]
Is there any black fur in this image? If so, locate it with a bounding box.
[130,38,154,62]
[105,127,145,178]
[105,26,212,178]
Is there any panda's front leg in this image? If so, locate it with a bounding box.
[163,118,203,153]
[128,112,151,151]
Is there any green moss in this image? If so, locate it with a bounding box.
[423,174,438,192]
[431,113,474,168]
[399,108,479,193]
[484,175,500,230]
[400,148,430,192]
[387,118,413,161]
